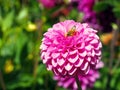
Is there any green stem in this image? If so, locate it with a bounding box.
[113,54,120,71]
[0,70,6,90]
[106,20,119,90]
[75,75,82,90]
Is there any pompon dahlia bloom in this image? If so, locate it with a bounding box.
[54,61,104,90]
[40,20,102,76]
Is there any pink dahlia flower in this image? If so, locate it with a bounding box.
[40,20,102,76]
[54,61,104,90]
[38,0,56,8]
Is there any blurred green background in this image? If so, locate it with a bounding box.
[0,0,120,90]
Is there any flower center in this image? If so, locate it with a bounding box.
[66,26,76,36]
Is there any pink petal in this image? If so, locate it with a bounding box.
[94,42,102,50]
[58,67,63,73]
[91,50,95,57]
[68,55,79,63]
[90,39,98,44]
[40,44,48,50]
[69,50,78,55]
[47,64,52,70]
[85,45,92,51]
[52,59,57,67]
[99,42,102,48]
[81,62,89,71]
[57,58,65,66]
[85,37,91,41]
[43,52,51,63]
[79,51,87,57]
[53,69,59,75]
[63,79,74,88]
[62,69,67,75]
[87,57,91,62]
[65,63,73,71]
[62,52,68,58]
[75,58,84,67]
[47,46,57,52]
[69,68,77,75]
[53,39,59,44]
[43,59,47,64]
[51,52,60,59]
[79,42,85,49]
[85,65,90,74]
[41,52,45,59]
[95,51,101,56]
[90,60,96,65]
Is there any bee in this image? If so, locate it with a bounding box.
[67,25,76,36]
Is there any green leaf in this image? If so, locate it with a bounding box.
[7,74,34,89]
[94,2,109,12]
[0,39,2,49]
[2,11,14,32]
[1,44,14,56]
[20,74,34,82]
[0,11,2,26]
[17,7,28,22]
[67,9,78,20]
[113,7,120,18]
[14,32,28,65]
[94,81,102,88]
[37,78,44,85]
